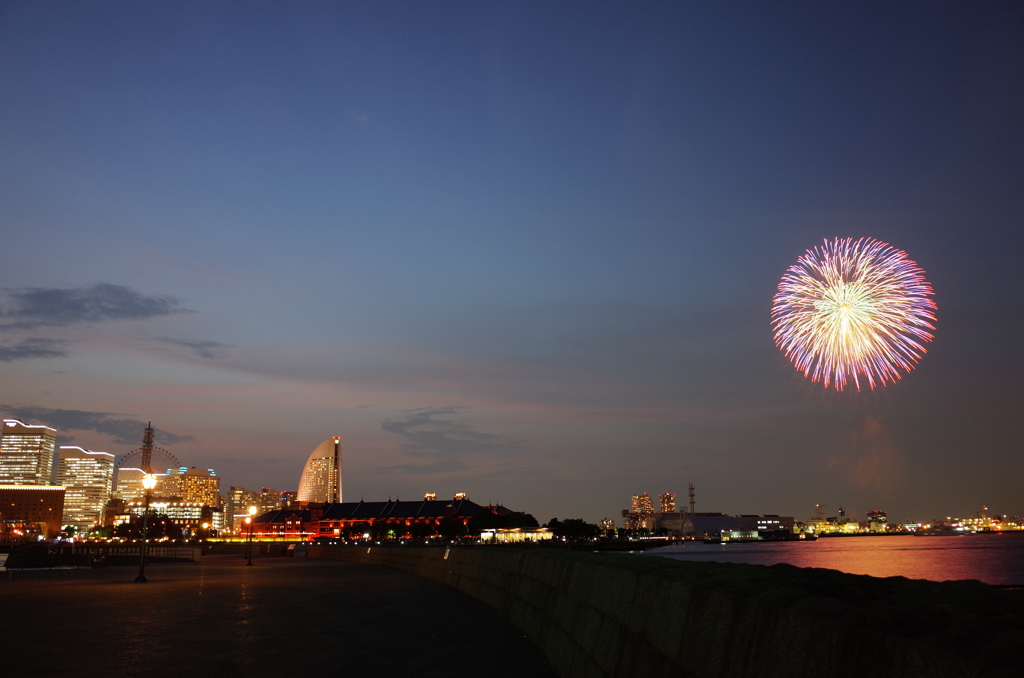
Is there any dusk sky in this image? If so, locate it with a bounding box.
[1,2,1022,525]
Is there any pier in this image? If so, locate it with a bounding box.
[4,546,1023,677]
[0,554,554,678]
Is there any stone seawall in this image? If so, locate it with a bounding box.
[307,545,1021,678]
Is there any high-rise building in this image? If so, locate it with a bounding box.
[56,446,115,531]
[225,485,258,532]
[114,467,162,505]
[631,492,654,517]
[0,419,57,485]
[223,486,283,533]
[256,487,283,514]
[161,467,220,507]
[297,437,342,503]
[659,492,676,513]
[631,492,654,530]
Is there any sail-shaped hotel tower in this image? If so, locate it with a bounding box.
[297,437,341,503]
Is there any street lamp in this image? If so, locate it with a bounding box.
[134,474,157,583]
[246,505,257,566]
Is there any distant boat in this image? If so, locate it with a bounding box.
[914,524,969,536]
[702,532,817,544]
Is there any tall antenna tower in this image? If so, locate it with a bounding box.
[114,422,179,485]
[688,482,695,515]
[140,421,155,473]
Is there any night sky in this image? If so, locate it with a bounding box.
[2,2,1022,525]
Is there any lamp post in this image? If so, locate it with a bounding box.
[246,505,257,566]
[134,474,157,583]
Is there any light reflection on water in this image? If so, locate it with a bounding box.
[644,534,1024,585]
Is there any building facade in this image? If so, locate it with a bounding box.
[113,467,156,505]
[127,501,222,533]
[178,467,220,506]
[159,467,220,506]
[253,498,488,541]
[629,492,654,530]
[0,419,57,485]
[866,510,888,533]
[683,514,796,539]
[0,485,66,538]
[651,511,687,535]
[56,446,115,531]
[225,486,259,533]
[256,487,285,514]
[297,437,342,503]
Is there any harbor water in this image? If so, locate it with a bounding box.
[645,533,1024,585]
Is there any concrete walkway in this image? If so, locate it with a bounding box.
[0,555,555,678]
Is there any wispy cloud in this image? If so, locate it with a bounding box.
[384,460,469,475]
[0,405,195,446]
[0,283,190,329]
[0,337,68,362]
[380,406,520,474]
[345,110,370,124]
[157,338,233,360]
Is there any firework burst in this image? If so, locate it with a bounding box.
[771,237,937,391]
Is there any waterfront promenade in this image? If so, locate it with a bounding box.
[0,555,554,678]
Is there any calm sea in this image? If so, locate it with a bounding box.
[644,533,1024,585]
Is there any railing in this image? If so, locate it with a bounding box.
[86,544,196,560]
[3,543,196,569]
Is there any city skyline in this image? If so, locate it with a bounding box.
[1,3,1023,524]
[0,413,1014,530]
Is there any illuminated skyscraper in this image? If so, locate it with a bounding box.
[225,486,259,532]
[631,492,653,516]
[297,437,341,503]
[114,467,159,505]
[256,487,283,514]
[659,492,676,513]
[161,467,220,507]
[0,419,57,485]
[631,492,654,530]
[56,446,115,530]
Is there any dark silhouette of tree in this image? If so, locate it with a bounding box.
[437,517,469,538]
[408,522,433,539]
[347,521,372,540]
[546,517,599,539]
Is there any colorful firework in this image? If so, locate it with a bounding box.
[771,237,937,391]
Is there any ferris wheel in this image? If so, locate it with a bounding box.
[113,421,182,490]
[115,446,181,474]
